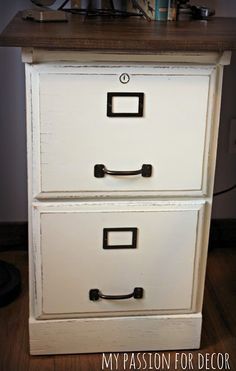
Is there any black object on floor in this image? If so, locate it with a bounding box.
[0,260,21,307]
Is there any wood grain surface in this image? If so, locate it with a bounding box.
[0,13,236,52]
[0,248,235,371]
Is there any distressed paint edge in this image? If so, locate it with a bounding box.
[21,49,231,65]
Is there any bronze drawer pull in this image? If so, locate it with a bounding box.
[89,287,144,301]
[94,164,152,178]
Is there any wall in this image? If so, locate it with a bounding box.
[194,0,236,218]
[0,1,235,221]
[0,1,29,222]
[0,0,72,223]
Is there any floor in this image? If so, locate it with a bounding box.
[0,248,235,371]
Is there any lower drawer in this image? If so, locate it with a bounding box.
[32,202,204,319]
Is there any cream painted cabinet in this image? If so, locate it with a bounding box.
[25,51,230,354]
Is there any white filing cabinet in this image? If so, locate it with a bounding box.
[24,50,230,354]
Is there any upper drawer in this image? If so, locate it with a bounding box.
[29,64,215,198]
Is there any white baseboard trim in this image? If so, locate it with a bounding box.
[29,313,202,355]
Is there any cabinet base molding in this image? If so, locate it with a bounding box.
[29,313,202,355]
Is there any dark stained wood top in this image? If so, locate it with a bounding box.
[1,12,236,52]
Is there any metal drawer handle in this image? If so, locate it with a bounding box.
[89,287,144,301]
[94,164,152,178]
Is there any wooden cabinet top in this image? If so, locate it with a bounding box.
[1,12,236,52]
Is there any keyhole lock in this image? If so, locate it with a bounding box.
[119,73,130,84]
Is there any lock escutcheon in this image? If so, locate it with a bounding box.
[119,73,130,84]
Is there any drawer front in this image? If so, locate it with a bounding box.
[34,202,204,318]
[31,64,213,196]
